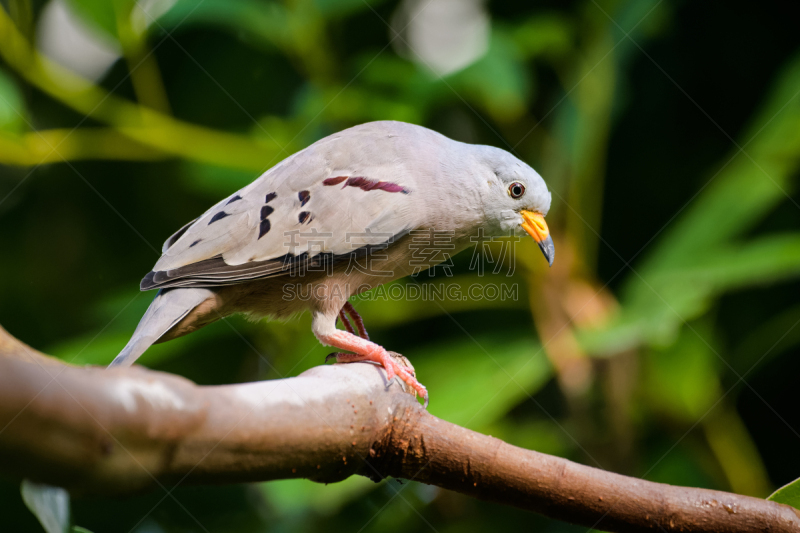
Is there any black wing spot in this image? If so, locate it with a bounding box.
[209,211,230,224]
[190,239,201,247]
[259,219,271,239]
[226,195,242,205]
[261,205,274,220]
[298,211,311,224]
[299,190,310,206]
[265,192,277,203]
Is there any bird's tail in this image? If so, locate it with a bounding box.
[109,288,214,367]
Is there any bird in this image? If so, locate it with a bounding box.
[109,121,554,406]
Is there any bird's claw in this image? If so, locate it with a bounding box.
[325,352,343,363]
[325,350,429,409]
[385,351,428,408]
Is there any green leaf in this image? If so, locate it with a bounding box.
[632,52,800,275]
[20,481,70,533]
[769,477,800,510]
[581,52,800,356]
[65,0,129,39]
[261,476,382,517]
[71,527,94,533]
[0,66,26,134]
[642,323,720,421]
[413,335,553,430]
[581,234,800,355]
[510,14,573,60]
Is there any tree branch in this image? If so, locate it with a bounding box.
[0,325,797,532]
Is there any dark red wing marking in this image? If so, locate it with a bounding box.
[322,175,409,194]
[323,176,348,186]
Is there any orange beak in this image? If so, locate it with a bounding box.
[521,210,555,267]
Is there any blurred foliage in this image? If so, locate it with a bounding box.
[2,0,800,531]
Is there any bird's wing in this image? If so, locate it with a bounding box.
[142,126,424,290]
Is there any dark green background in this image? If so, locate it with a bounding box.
[2,0,800,531]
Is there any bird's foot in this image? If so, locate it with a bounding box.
[326,349,428,407]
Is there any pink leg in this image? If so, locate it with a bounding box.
[331,307,358,359]
[342,302,369,340]
[320,330,428,406]
[338,309,355,334]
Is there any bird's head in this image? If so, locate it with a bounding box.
[477,145,554,267]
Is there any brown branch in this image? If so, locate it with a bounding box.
[0,325,797,532]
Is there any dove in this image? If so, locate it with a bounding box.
[110,121,554,406]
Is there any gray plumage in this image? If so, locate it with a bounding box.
[110,288,214,367]
[111,121,553,402]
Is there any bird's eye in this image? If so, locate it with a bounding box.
[508,182,525,199]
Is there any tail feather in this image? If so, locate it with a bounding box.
[109,288,214,367]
